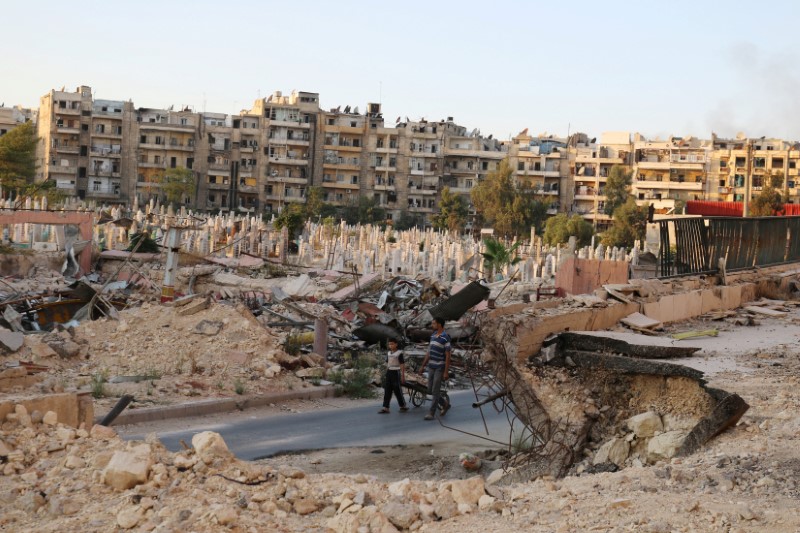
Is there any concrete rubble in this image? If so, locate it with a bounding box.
[1,208,800,529]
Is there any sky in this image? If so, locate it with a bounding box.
[4,0,800,141]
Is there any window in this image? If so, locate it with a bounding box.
[518,162,524,171]
[482,161,489,171]
[95,124,105,133]
[377,139,384,148]
[351,175,358,184]
[81,124,89,132]
[327,118,334,126]
[350,121,357,127]
[140,135,147,144]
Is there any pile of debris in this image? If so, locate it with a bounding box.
[0,411,508,532]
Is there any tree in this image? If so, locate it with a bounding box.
[393,211,421,231]
[602,197,648,248]
[304,186,326,219]
[156,166,195,206]
[273,203,306,239]
[481,238,522,281]
[471,159,548,238]
[0,122,38,194]
[750,185,783,217]
[604,165,633,215]
[342,195,386,226]
[432,187,469,233]
[543,213,594,246]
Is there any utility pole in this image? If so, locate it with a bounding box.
[743,139,752,217]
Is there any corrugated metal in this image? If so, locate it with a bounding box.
[657,216,800,276]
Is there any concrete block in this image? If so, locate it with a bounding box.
[177,297,209,316]
[739,283,756,305]
[0,393,85,428]
[671,291,702,322]
[701,288,724,313]
[103,444,153,490]
[721,285,743,309]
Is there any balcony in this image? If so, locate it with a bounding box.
[138,161,167,169]
[634,179,703,191]
[636,160,670,170]
[91,148,122,157]
[575,154,624,164]
[55,106,81,115]
[266,175,308,185]
[86,186,121,199]
[168,142,194,151]
[55,125,81,134]
[324,143,362,152]
[271,156,310,166]
[139,143,167,150]
[374,184,396,192]
[375,145,398,154]
[90,170,121,178]
[448,186,472,195]
[207,181,230,190]
[269,118,311,129]
[139,122,195,132]
[49,165,76,175]
[92,130,122,139]
[322,181,359,190]
[54,145,80,154]
[237,184,258,194]
[376,165,397,172]
[408,205,434,213]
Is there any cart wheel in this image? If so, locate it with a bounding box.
[410,390,424,407]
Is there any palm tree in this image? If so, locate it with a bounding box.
[481,238,522,281]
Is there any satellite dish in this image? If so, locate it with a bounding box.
[395,116,400,123]
[343,105,351,114]
[488,134,493,140]
[353,106,359,114]
[590,137,597,144]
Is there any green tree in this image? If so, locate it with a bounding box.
[156,166,195,206]
[274,203,306,239]
[0,122,39,193]
[750,185,783,217]
[432,186,469,233]
[471,159,548,238]
[304,186,327,219]
[342,195,386,226]
[481,238,522,281]
[604,165,633,215]
[393,211,420,231]
[602,197,648,248]
[543,213,594,246]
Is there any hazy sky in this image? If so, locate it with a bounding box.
[4,0,800,141]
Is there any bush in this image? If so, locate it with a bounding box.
[91,371,108,399]
[329,354,378,399]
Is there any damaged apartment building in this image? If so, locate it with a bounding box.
[29,85,800,226]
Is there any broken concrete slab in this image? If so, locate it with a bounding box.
[177,297,209,316]
[558,331,701,359]
[193,320,223,336]
[0,327,24,353]
[744,305,787,317]
[620,312,662,331]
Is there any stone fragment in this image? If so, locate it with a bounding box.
[117,507,144,529]
[178,297,210,316]
[326,513,360,533]
[486,468,506,486]
[193,319,223,336]
[213,506,238,526]
[647,431,686,462]
[30,410,43,424]
[449,476,485,507]
[91,424,118,440]
[382,501,419,530]
[478,495,497,511]
[191,431,233,463]
[65,455,85,469]
[388,478,411,498]
[433,491,458,520]
[294,498,319,515]
[295,367,325,379]
[0,327,24,352]
[0,440,11,456]
[593,437,631,466]
[103,444,153,490]
[627,411,664,438]
[14,404,32,427]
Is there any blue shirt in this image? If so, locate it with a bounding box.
[428,331,451,369]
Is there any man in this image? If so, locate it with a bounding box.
[419,316,451,420]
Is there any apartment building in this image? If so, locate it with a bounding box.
[569,132,632,229]
[709,134,800,205]
[0,105,35,137]
[632,134,710,212]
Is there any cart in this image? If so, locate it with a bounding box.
[402,372,450,410]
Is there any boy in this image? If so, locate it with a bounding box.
[378,338,409,414]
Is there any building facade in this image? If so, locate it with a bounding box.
[27,85,800,226]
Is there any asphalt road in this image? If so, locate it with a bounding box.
[122,390,513,460]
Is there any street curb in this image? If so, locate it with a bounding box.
[99,386,338,426]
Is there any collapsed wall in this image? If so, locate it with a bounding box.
[479,279,754,480]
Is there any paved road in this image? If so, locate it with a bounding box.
[122,390,513,460]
